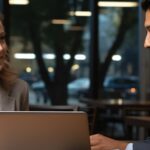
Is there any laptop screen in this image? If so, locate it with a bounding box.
[0,111,91,150]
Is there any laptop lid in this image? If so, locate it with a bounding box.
[0,111,91,150]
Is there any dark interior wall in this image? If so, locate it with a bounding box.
[0,0,2,11]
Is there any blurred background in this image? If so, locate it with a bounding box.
[1,0,150,140]
[1,0,145,105]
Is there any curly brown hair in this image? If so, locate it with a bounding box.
[0,56,18,91]
[0,16,18,91]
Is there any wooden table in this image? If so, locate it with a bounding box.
[80,98,150,137]
[125,116,150,140]
[125,116,150,128]
[80,98,150,110]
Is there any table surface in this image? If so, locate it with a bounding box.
[80,98,150,109]
[125,116,150,128]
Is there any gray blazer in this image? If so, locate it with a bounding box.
[0,79,29,111]
[133,139,150,150]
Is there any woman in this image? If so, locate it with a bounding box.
[0,16,29,111]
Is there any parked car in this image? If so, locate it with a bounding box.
[67,78,90,97]
[103,76,139,99]
[31,77,90,98]
[20,72,38,85]
[31,80,48,103]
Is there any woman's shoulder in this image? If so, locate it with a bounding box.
[10,79,29,111]
[12,78,29,90]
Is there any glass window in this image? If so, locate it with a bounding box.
[6,0,139,105]
[9,0,91,105]
[98,1,139,100]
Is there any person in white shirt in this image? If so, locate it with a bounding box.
[90,0,150,149]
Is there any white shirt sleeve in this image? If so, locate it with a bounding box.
[125,143,133,150]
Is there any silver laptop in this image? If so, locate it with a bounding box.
[0,111,91,150]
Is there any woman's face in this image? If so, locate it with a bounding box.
[0,21,7,70]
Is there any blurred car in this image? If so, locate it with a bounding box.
[31,80,48,103]
[31,77,90,98]
[20,72,38,85]
[67,78,90,97]
[31,80,45,90]
[103,76,139,99]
